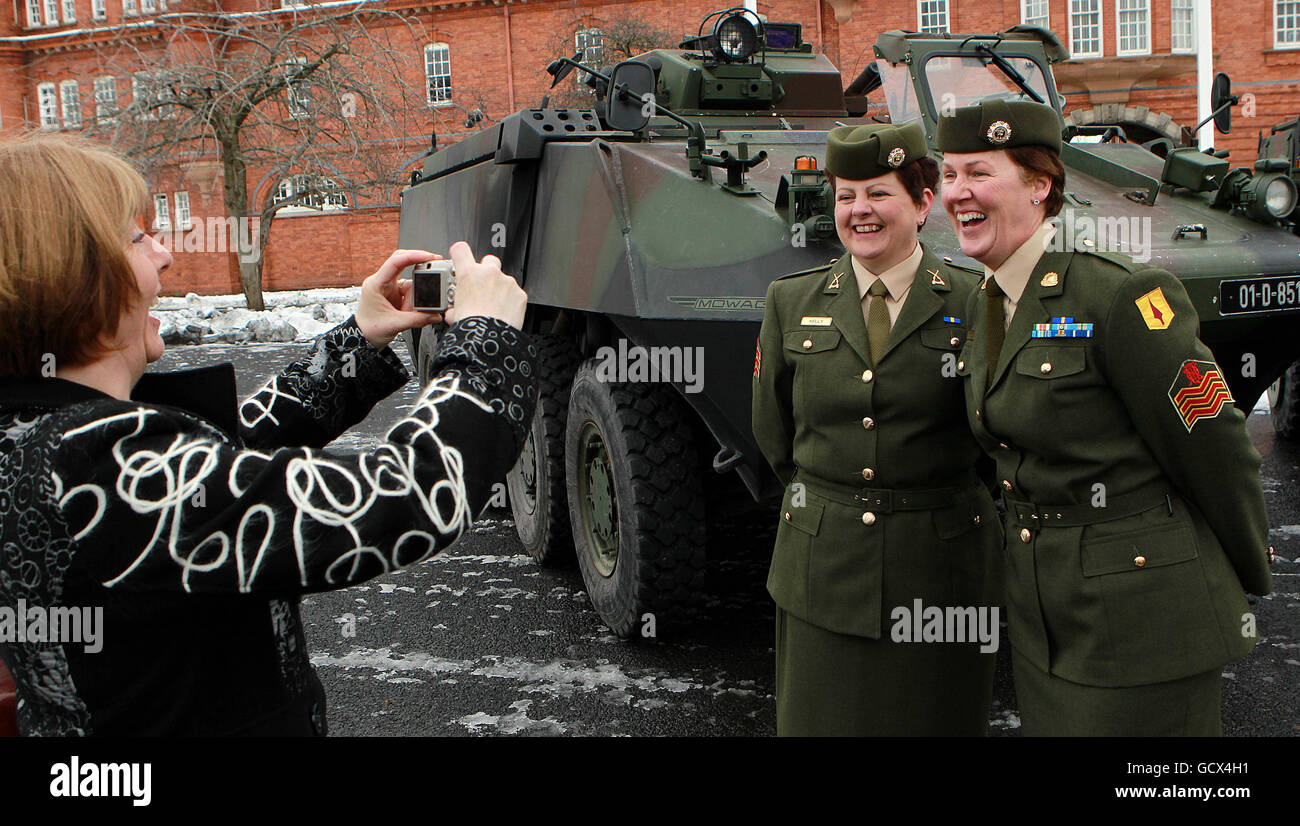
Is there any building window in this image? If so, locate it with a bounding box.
[576,28,604,64]
[1116,0,1150,55]
[94,77,117,123]
[93,0,106,20]
[283,57,311,119]
[60,80,81,128]
[26,0,42,27]
[153,194,170,231]
[132,72,169,118]
[38,83,58,129]
[123,0,136,16]
[1171,0,1195,53]
[918,0,948,33]
[281,0,308,7]
[44,0,58,25]
[61,0,74,23]
[1022,0,1050,28]
[276,174,349,211]
[424,43,452,106]
[175,191,192,231]
[1277,0,1300,47]
[142,0,156,11]
[1070,0,1103,57]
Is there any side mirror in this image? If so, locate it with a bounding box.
[605,60,655,133]
[1211,72,1234,135]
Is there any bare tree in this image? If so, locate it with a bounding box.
[83,1,433,309]
[546,15,677,110]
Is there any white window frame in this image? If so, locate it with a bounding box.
[174,191,192,231]
[142,0,156,11]
[281,0,308,7]
[424,42,452,107]
[276,174,349,213]
[92,0,106,20]
[123,0,136,16]
[132,72,169,119]
[61,0,75,23]
[1021,0,1050,28]
[917,0,949,33]
[1171,0,1196,53]
[60,80,81,128]
[1116,0,1151,56]
[26,0,42,27]
[94,76,117,123]
[283,57,311,119]
[37,83,58,129]
[1069,0,1104,58]
[153,194,170,231]
[43,0,58,25]
[575,27,604,64]
[1277,0,1300,48]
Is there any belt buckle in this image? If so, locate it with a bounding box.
[855,488,893,513]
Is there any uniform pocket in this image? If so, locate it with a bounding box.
[918,327,966,351]
[783,329,842,354]
[1015,345,1086,380]
[1081,522,1197,576]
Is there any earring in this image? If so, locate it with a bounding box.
[1033,199,1041,205]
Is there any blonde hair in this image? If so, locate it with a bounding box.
[0,132,150,378]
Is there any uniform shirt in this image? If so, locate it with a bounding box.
[851,241,922,328]
[983,222,1056,329]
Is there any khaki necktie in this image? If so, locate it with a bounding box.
[867,278,891,364]
[985,276,1006,385]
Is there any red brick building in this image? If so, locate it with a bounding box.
[3,0,1298,295]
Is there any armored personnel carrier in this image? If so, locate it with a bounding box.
[398,9,1300,638]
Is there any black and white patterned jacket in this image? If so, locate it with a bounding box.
[0,316,535,736]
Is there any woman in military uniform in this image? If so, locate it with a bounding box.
[752,121,1003,736]
[935,99,1274,736]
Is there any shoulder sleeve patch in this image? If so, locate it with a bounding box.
[1136,287,1175,330]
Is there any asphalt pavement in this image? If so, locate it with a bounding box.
[149,340,1300,736]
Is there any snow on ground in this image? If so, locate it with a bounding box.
[154,286,361,344]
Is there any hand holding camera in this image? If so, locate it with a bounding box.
[442,241,527,330]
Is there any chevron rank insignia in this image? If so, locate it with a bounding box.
[1032,317,1093,338]
[1169,359,1233,432]
[753,339,761,379]
[1136,287,1175,330]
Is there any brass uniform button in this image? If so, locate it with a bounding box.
[1001,480,1013,492]
[861,467,875,481]
[1268,545,1276,564]
[1020,528,1032,543]
[802,338,813,350]
[1134,555,1146,568]
[950,336,961,347]
[784,512,792,521]
[862,512,876,526]
[998,442,1010,450]
[972,514,982,525]
[957,360,966,371]
[861,369,874,383]
[1040,362,1053,375]
[861,417,875,430]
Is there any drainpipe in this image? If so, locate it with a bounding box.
[504,3,516,111]
[1195,0,1213,150]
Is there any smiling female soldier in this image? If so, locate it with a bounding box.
[752,122,1002,736]
[936,99,1273,736]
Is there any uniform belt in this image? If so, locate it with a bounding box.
[1005,481,1171,528]
[793,473,970,512]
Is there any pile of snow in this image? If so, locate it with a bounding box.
[154,287,361,345]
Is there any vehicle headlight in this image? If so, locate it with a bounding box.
[714,14,758,62]
[1244,172,1298,222]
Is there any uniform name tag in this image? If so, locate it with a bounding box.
[801,316,833,327]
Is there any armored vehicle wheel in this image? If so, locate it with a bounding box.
[507,334,583,564]
[407,323,443,385]
[564,360,706,639]
[1269,361,1300,440]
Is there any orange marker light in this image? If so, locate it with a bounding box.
[795,155,817,171]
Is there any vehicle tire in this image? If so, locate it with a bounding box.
[1269,360,1300,440]
[564,360,707,639]
[507,334,583,564]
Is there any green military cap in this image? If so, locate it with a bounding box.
[825,120,928,180]
[935,99,1063,154]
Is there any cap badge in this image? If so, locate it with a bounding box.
[1041,271,1059,287]
[887,146,906,168]
[986,120,1012,145]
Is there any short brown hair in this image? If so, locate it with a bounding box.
[0,132,149,378]
[828,156,941,229]
[1007,145,1066,218]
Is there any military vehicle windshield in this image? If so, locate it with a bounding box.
[876,51,1052,127]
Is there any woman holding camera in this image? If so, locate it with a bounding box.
[936,99,1273,735]
[0,133,534,736]
[752,121,1002,736]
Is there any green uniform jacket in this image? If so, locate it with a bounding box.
[752,246,1002,639]
[960,248,1273,687]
